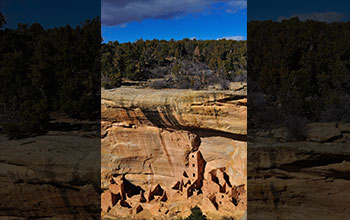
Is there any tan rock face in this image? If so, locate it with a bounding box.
[306,122,342,142]
[102,87,247,135]
[0,133,100,219]
[248,140,350,220]
[101,87,247,219]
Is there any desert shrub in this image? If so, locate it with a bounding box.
[190,78,202,90]
[249,93,265,110]
[228,69,247,82]
[150,79,167,89]
[101,74,121,89]
[219,79,230,90]
[251,106,284,129]
[185,206,207,220]
[320,96,350,122]
[177,75,191,89]
[1,89,49,139]
[149,66,170,78]
[284,115,307,141]
[233,71,247,82]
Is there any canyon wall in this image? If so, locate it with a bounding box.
[248,123,350,220]
[101,84,247,220]
[0,119,100,219]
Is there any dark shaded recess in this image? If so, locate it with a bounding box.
[123,178,144,198]
[67,176,88,187]
[321,171,350,180]
[219,183,226,193]
[191,128,247,142]
[160,191,168,202]
[223,172,232,188]
[210,170,220,185]
[25,216,54,219]
[148,190,154,202]
[110,193,120,207]
[47,121,97,132]
[143,110,168,129]
[187,179,203,197]
[110,178,116,184]
[140,191,147,203]
[231,197,239,206]
[209,195,219,210]
[143,105,184,129]
[120,200,131,208]
[151,184,164,197]
[252,152,350,174]
[143,107,246,141]
[183,171,189,178]
[172,181,181,190]
[278,155,350,173]
[148,184,166,202]
[136,205,143,213]
[217,96,247,104]
[184,180,191,188]
[25,181,80,191]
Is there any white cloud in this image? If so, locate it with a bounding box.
[217,36,246,41]
[226,0,247,14]
[102,0,247,26]
[102,0,214,26]
[118,23,127,29]
[277,12,345,23]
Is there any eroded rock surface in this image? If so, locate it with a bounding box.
[248,138,350,220]
[101,87,247,220]
[0,126,100,219]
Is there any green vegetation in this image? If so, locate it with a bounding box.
[248,18,350,133]
[178,206,208,220]
[101,38,247,89]
[0,13,100,139]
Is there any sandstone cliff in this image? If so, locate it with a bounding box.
[101,85,247,220]
[248,123,350,220]
[0,116,100,219]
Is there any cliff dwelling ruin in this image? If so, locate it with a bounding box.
[101,147,246,217]
[101,87,247,219]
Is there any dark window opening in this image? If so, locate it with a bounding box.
[192,164,195,167]
[192,155,194,158]
[193,173,195,177]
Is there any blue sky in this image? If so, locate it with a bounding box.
[102,0,247,43]
[0,0,100,28]
[2,0,348,39]
[248,0,350,22]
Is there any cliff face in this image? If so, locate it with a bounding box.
[101,85,247,220]
[248,128,350,220]
[0,119,100,219]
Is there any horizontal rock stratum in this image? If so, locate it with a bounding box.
[101,85,247,135]
[101,85,247,220]
[0,120,100,219]
[248,139,350,220]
